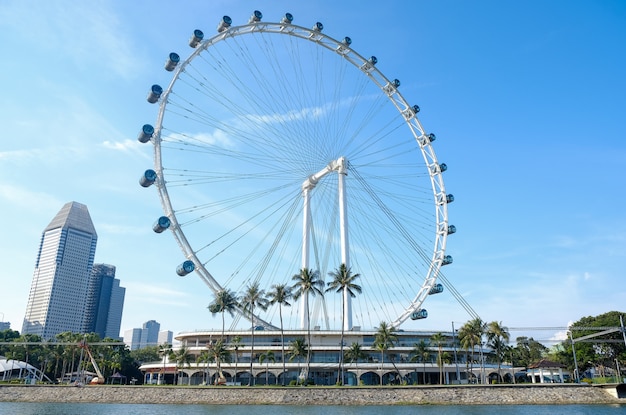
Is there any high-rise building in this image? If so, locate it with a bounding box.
[140,320,160,348]
[157,330,173,346]
[85,264,126,340]
[123,320,165,350]
[123,328,143,351]
[22,202,98,339]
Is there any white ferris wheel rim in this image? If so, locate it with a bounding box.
[143,12,451,330]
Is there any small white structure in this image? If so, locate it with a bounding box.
[527,359,567,383]
[0,356,46,383]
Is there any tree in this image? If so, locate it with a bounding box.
[459,317,487,386]
[292,268,324,383]
[241,281,269,386]
[374,321,398,385]
[557,311,626,378]
[267,283,293,386]
[207,339,230,384]
[259,350,276,385]
[344,342,367,385]
[230,335,242,385]
[458,318,485,384]
[173,346,193,385]
[196,350,211,385]
[208,289,239,338]
[326,263,362,385]
[410,340,431,384]
[288,338,308,385]
[157,342,172,385]
[486,321,510,383]
[430,332,446,384]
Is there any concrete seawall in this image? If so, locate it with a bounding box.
[0,384,623,405]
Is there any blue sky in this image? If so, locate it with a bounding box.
[0,0,624,345]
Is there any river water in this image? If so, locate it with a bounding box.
[0,403,625,415]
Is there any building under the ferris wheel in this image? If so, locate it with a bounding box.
[136,11,506,385]
[139,328,511,386]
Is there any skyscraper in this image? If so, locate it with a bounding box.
[123,320,163,350]
[22,201,98,339]
[85,264,126,340]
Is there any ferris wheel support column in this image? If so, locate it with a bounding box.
[337,157,352,331]
[301,157,350,330]
[300,186,313,330]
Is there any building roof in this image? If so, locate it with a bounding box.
[45,201,97,236]
[528,359,566,369]
[0,356,38,373]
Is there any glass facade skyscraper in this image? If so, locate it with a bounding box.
[22,202,125,340]
[22,202,98,339]
[85,263,126,340]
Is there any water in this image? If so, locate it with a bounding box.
[0,403,624,415]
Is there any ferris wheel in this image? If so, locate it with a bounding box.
[138,11,455,330]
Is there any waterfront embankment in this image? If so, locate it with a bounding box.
[0,383,623,405]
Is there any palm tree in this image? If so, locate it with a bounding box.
[374,321,398,385]
[344,342,367,385]
[430,332,446,384]
[288,338,308,385]
[173,346,193,385]
[267,283,293,386]
[241,281,269,386]
[259,350,276,385]
[458,318,484,384]
[459,317,486,383]
[410,340,431,385]
[207,339,230,384]
[291,268,324,383]
[230,335,242,385]
[486,321,510,383]
[157,342,172,385]
[326,263,362,385]
[208,289,239,338]
[196,350,211,385]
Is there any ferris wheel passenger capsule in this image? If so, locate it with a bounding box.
[249,10,263,23]
[446,194,454,203]
[410,309,428,320]
[392,79,401,88]
[176,260,195,276]
[442,255,453,265]
[164,52,180,71]
[370,56,378,65]
[189,29,204,48]
[429,283,444,295]
[217,16,232,33]
[139,169,157,187]
[447,224,457,235]
[153,216,171,233]
[342,37,352,46]
[137,124,154,143]
[312,22,323,32]
[146,84,163,103]
[281,13,294,24]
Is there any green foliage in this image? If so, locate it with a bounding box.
[130,345,160,364]
[557,311,626,373]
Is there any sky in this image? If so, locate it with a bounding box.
[1,0,625,346]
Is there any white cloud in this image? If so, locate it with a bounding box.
[0,1,140,80]
[0,184,62,212]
